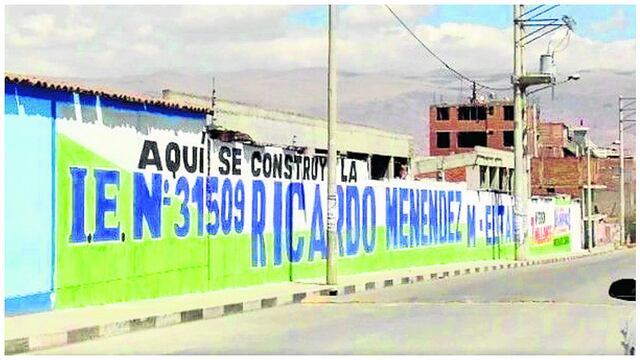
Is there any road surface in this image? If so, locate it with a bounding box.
[34,249,636,355]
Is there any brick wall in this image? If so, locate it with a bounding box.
[416,166,467,182]
[538,123,567,148]
[531,157,595,198]
[593,158,636,219]
[537,122,567,158]
[595,158,635,189]
[532,156,636,219]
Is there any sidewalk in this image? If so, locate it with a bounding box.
[5,245,620,355]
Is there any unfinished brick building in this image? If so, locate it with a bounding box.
[428,100,538,156]
[415,99,538,191]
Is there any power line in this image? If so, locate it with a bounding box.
[521,5,545,17]
[385,4,512,92]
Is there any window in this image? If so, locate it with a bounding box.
[503,131,514,147]
[436,132,450,148]
[480,166,488,188]
[393,157,409,179]
[370,155,390,180]
[508,169,514,191]
[488,106,495,116]
[457,132,487,148]
[503,105,514,121]
[458,107,469,120]
[436,107,449,120]
[458,106,487,120]
[477,106,487,120]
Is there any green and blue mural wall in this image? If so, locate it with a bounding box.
[4,79,583,316]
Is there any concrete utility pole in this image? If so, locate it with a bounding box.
[513,5,528,261]
[326,5,338,286]
[617,96,636,248]
[512,5,575,260]
[618,96,625,248]
[586,138,593,251]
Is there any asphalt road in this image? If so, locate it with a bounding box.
[34,249,636,355]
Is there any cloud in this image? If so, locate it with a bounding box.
[6,6,97,48]
[4,5,635,82]
[590,9,627,33]
[18,13,56,36]
[340,5,433,29]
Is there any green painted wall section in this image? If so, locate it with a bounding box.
[529,235,571,257]
[209,225,516,291]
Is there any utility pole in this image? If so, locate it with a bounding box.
[617,96,636,248]
[326,5,338,286]
[512,5,575,260]
[586,138,592,251]
[513,4,528,261]
[618,95,625,248]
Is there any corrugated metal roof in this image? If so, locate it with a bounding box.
[5,72,212,114]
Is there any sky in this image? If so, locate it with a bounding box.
[5,4,636,82]
[289,5,636,42]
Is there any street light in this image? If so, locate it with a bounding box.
[567,73,580,81]
[526,73,580,96]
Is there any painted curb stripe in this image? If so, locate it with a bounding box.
[128,317,156,332]
[67,326,99,344]
[292,293,307,303]
[223,303,243,315]
[242,300,261,312]
[5,338,28,355]
[29,332,66,350]
[203,305,224,319]
[180,309,203,323]
[261,297,277,309]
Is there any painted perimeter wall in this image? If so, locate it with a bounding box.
[4,80,580,315]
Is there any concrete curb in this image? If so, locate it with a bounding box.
[5,247,618,355]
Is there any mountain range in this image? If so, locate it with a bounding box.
[54,67,636,156]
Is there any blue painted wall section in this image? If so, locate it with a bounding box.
[4,82,56,315]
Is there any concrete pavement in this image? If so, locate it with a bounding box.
[6,245,618,354]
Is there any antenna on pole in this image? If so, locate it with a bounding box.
[211,76,216,109]
[206,76,216,131]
